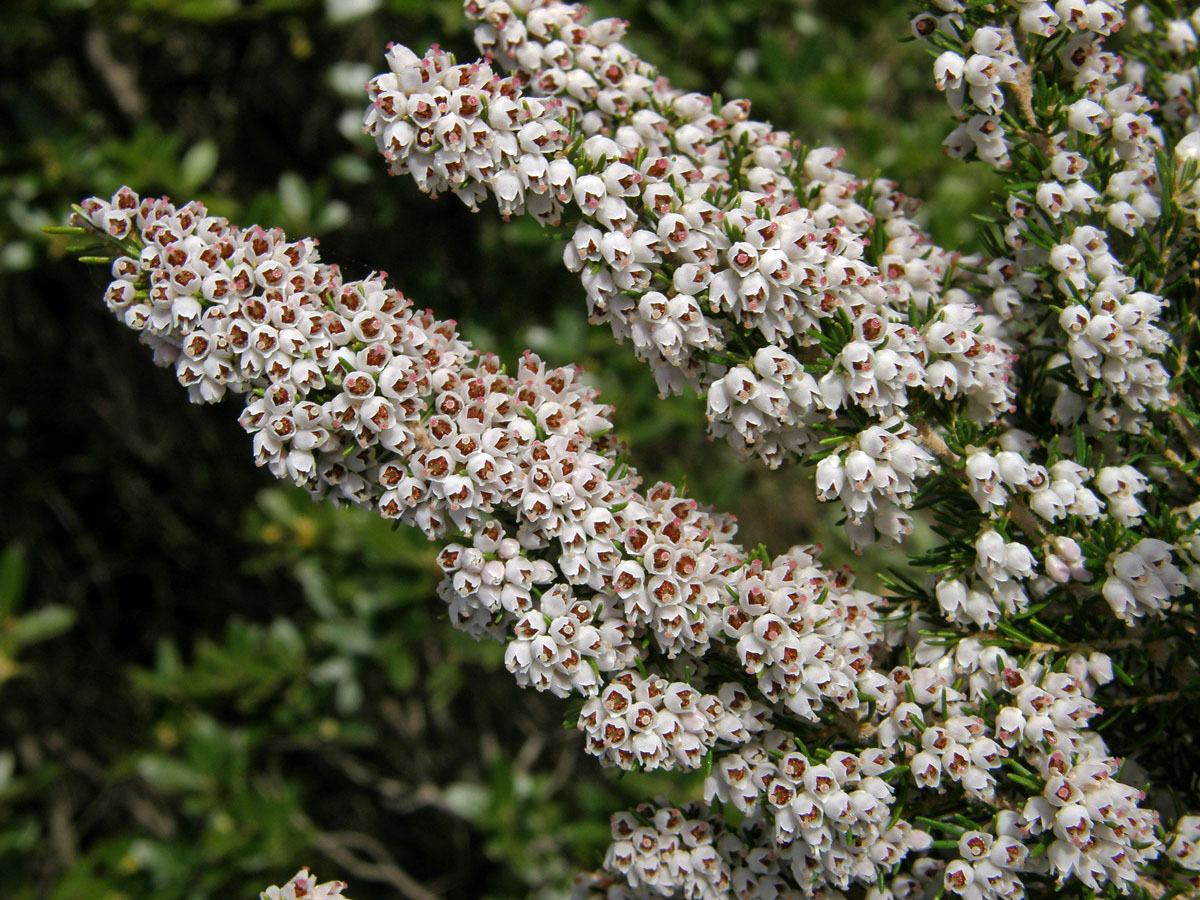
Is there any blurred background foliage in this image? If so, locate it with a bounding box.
[0,0,992,897]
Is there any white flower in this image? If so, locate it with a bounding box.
[261,870,349,900]
[1103,539,1187,622]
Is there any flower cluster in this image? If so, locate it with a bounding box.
[1167,815,1200,872]
[1102,537,1187,623]
[577,676,766,771]
[503,583,636,697]
[722,547,877,721]
[1128,7,1200,132]
[73,187,869,779]
[1052,256,1171,426]
[903,638,1167,895]
[437,519,557,637]
[814,422,936,546]
[703,729,925,876]
[865,660,1006,804]
[919,0,1175,427]
[261,870,349,900]
[602,803,733,900]
[586,794,932,900]
[941,824,1030,900]
[1024,752,1161,892]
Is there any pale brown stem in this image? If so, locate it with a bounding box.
[1168,403,1200,462]
[1012,63,1053,160]
[914,419,960,466]
[1008,497,1047,542]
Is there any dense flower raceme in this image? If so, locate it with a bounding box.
[917,0,1183,427]
[363,9,1027,549]
[75,187,879,764]
[902,0,1200,632]
[73,188,1197,900]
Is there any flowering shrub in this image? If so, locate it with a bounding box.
[52,1,1200,898]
